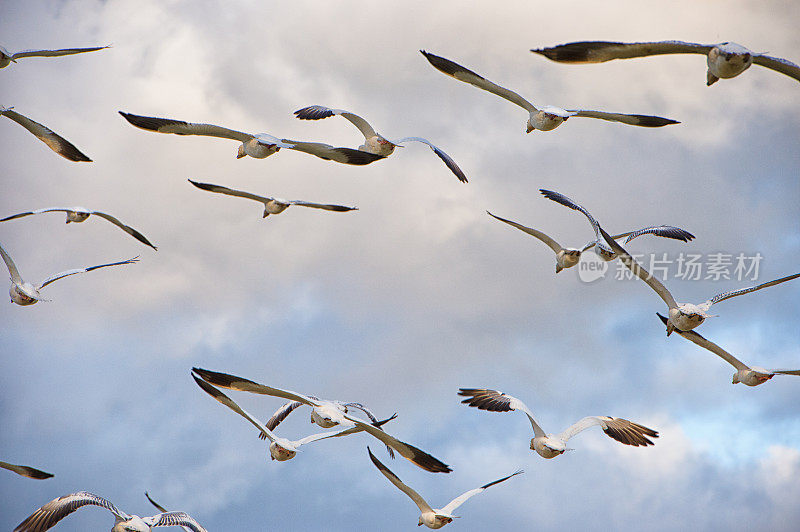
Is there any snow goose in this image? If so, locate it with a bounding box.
[1,107,91,162]
[420,51,679,132]
[368,447,521,529]
[294,105,467,182]
[0,44,109,69]
[532,41,800,86]
[192,368,451,472]
[188,180,357,217]
[13,492,206,532]
[599,225,800,335]
[458,388,658,458]
[488,209,693,273]
[119,111,385,165]
[0,241,138,306]
[192,373,393,462]
[0,460,53,480]
[1,207,157,249]
[539,189,694,260]
[657,313,800,386]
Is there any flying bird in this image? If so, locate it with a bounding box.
[0,44,109,69]
[1,107,91,162]
[419,50,679,132]
[13,491,207,532]
[0,241,138,306]
[1,207,157,249]
[0,460,53,480]
[531,40,800,86]
[488,209,693,273]
[599,225,800,335]
[367,447,521,529]
[119,111,385,165]
[294,105,467,183]
[192,374,373,462]
[192,367,451,472]
[188,180,357,218]
[539,189,694,261]
[458,388,658,458]
[656,313,800,386]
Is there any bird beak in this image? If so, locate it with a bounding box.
[526,124,534,133]
[555,264,562,273]
[236,153,246,159]
[262,212,269,218]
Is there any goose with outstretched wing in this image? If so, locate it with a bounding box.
[420,50,679,133]
[294,105,467,183]
[119,111,385,165]
[532,40,800,86]
[458,388,657,458]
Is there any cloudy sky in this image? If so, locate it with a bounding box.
[1,0,799,530]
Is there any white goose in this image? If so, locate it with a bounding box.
[1,207,157,249]
[599,225,800,335]
[458,388,658,458]
[368,447,522,529]
[119,111,385,165]
[420,51,679,132]
[1,107,91,162]
[192,367,451,472]
[0,241,138,306]
[488,209,693,273]
[192,374,371,462]
[0,44,109,69]
[188,180,357,217]
[0,460,52,480]
[657,313,800,386]
[13,492,206,532]
[532,40,800,86]
[294,105,467,183]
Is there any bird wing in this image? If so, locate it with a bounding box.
[624,225,695,244]
[390,136,468,183]
[532,40,713,63]
[487,211,563,254]
[37,256,139,289]
[0,208,74,222]
[420,50,537,112]
[0,241,23,284]
[567,109,679,127]
[457,388,546,438]
[264,401,305,431]
[342,413,451,473]
[144,492,169,513]
[439,470,524,515]
[279,140,386,165]
[191,373,279,443]
[0,460,53,479]
[752,54,800,83]
[655,313,749,371]
[191,367,321,407]
[293,105,379,139]
[367,447,433,514]
[599,225,678,308]
[90,211,157,250]
[188,179,272,203]
[13,491,130,532]
[10,45,110,60]
[539,189,603,243]
[118,111,254,142]
[144,512,207,532]
[287,200,358,212]
[771,369,800,376]
[557,416,658,447]
[1,109,91,161]
[707,272,800,306]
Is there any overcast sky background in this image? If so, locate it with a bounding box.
[1,0,799,530]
